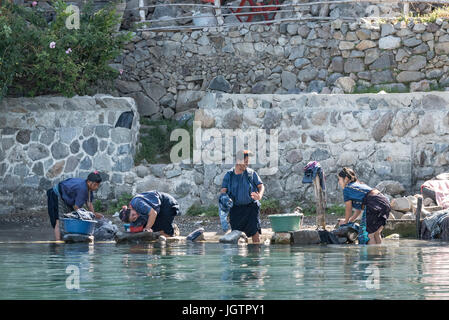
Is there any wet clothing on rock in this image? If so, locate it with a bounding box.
[93,218,118,240]
[421,210,449,239]
[302,161,326,190]
[129,191,181,236]
[421,179,449,209]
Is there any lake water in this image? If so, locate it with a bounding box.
[1,240,449,299]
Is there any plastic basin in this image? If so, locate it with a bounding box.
[61,218,97,235]
[268,213,304,232]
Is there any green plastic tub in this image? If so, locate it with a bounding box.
[268,213,304,233]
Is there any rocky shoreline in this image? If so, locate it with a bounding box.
[0,210,340,239]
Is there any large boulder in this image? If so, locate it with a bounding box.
[375,180,406,196]
[391,197,411,212]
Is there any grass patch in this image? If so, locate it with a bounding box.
[397,6,449,23]
[135,118,193,165]
[354,84,409,94]
[186,204,219,217]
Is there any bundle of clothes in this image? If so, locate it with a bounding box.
[318,222,360,245]
[420,210,449,241]
[63,208,118,240]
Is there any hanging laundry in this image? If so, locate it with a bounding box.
[302,161,326,190]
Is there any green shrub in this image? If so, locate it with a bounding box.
[93,199,104,212]
[0,0,133,100]
[135,118,193,164]
[186,204,219,217]
[107,193,133,214]
[260,198,281,215]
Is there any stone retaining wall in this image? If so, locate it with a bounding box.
[0,95,140,214]
[114,17,449,120]
[125,91,449,214]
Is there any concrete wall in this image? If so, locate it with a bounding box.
[0,95,140,214]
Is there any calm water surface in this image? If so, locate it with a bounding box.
[1,240,449,299]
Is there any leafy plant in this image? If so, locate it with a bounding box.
[0,0,133,100]
[260,198,281,215]
[93,199,104,212]
[107,193,133,214]
[135,118,194,164]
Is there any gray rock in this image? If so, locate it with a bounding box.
[208,75,232,93]
[396,71,425,83]
[380,24,394,37]
[286,149,303,163]
[281,71,297,90]
[51,142,69,160]
[59,128,77,144]
[111,128,132,144]
[398,55,426,71]
[65,155,80,173]
[219,230,247,244]
[70,140,80,154]
[403,37,422,47]
[115,80,141,93]
[311,148,331,161]
[32,162,44,176]
[80,157,92,170]
[372,111,394,142]
[331,56,344,72]
[371,70,394,84]
[27,144,49,161]
[263,110,282,129]
[369,53,394,70]
[136,165,149,178]
[112,156,134,172]
[166,168,182,179]
[307,80,325,93]
[16,130,31,144]
[297,67,318,82]
[375,180,405,196]
[82,137,98,156]
[294,58,310,69]
[132,92,159,117]
[222,111,243,129]
[292,230,321,245]
[176,91,205,113]
[379,36,401,49]
[95,125,110,138]
[344,58,364,73]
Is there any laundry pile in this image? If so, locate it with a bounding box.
[421,210,449,241]
[63,208,96,221]
[318,223,360,244]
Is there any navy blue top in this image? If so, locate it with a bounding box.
[221,168,263,206]
[343,181,372,210]
[130,191,162,216]
[59,178,93,208]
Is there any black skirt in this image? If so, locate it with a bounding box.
[229,201,261,237]
[364,192,391,234]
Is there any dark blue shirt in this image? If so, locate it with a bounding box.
[221,168,263,206]
[343,181,372,210]
[130,191,162,216]
[59,178,93,208]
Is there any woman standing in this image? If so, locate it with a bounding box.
[337,167,390,244]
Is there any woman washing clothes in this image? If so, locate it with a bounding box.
[337,167,390,244]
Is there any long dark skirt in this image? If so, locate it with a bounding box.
[229,201,261,237]
[364,192,391,234]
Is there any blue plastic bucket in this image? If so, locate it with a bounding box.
[61,218,97,235]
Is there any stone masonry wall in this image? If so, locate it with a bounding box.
[0,95,140,214]
[125,91,449,214]
[113,17,449,120]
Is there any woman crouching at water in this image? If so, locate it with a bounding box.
[337,167,391,244]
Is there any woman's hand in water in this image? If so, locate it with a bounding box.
[143,227,153,232]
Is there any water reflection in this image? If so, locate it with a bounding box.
[2,241,449,299]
